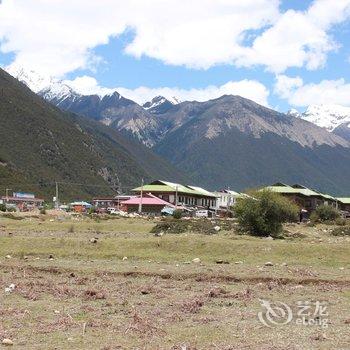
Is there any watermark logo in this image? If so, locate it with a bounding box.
[258,299,293,327]
[258,299,329,328]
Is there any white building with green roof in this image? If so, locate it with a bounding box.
[132,180,217,208]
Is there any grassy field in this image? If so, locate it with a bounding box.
[0,214,349,349]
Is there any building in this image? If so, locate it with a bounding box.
[265,183,337,215]
[121,193,175,214]
[132,180,217,208]
[0,192,44,211]
[69,201,92,213]
[213,189,242,210]
[92,195,134,211]
[337,198,350,213]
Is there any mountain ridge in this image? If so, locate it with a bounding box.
[0,67,187,200]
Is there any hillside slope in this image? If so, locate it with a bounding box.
[154,95,350,195]
[0,68,187,200]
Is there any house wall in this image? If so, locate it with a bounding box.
[281,194,335,216]
[126,204,164,214]
[339,203,350,212]
[141,191,216,208]
[214,193,236,209]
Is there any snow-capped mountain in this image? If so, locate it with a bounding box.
[7,65,78,104]
[143,96,179,114]
[289,104,350,132]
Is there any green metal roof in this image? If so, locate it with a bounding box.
[266,184,336,200]
[132,180,216,197]
[265,185,301,194]
[337,197,350,204]
[132,184,175,192]
[186,185,217,197]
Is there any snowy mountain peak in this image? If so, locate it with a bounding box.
[7,66,79,103]
[297,104,350,132]
[7,65,57,93]
[143,96,171,109]
[143,95,181,110]
[287,108,301,118]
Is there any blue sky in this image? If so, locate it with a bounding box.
[1,0,350,110]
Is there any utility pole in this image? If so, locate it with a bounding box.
[5,188,11,203]
[55,181,59,209]
[138,178,144,213]
[175,185,178,208]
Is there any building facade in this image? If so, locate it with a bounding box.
[1,192,44,211]
[132,180,217,208]
[265,183,337,215]
[121,193,174,214]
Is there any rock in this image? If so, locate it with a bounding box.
[4,287,12,293]
[49,254,54,260]
[5,255,12,259]
[2,338,14,346]
[264,262,274,266]
[54,310,60,314]
[216,260,229,264]
[122,256,128,261]
[192,258,201,263]
[265,236,274,240]
[234,261,243,264]
[281,262,288,267]
[8,283,15,290]
[339,267,345,270]
[213,226,221,232]
[154,231,164,237]
[90,238,98,243]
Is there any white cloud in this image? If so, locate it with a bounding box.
[237,0,350,72]
[0,0,349,76]
[274,75,350,107]
[65,75,270,106]
[274,75,303,99]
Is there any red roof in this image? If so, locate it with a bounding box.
[121,193,174,207]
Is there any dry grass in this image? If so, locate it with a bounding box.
[0,215,349,349]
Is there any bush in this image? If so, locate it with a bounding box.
[331,226,350,236]
[310,205,340,223]
[172,209,182,219]
[40,208,46,215]
[0,204,6,212]
[234,190,299,237]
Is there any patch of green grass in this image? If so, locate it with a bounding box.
[1,230,349,268]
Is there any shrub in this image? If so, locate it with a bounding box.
[331,226,350,236]
[234,190,299,237]
[172,209,182,219]
[311,205,340,223]
[0,204,6,212]
[335,217,347,226]
[40,208,46,215]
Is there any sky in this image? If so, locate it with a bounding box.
[0,0,350,111]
